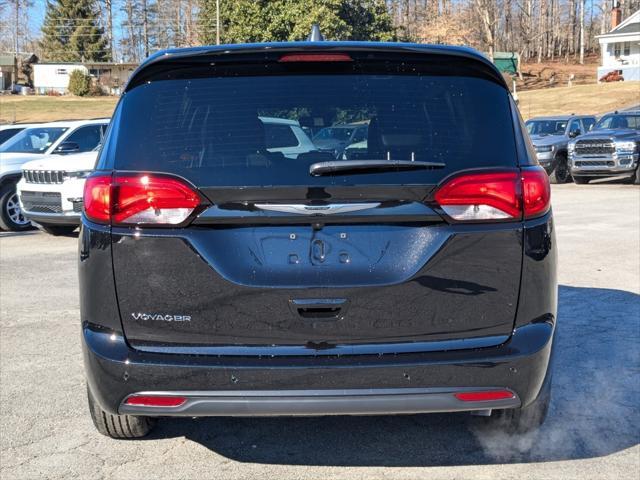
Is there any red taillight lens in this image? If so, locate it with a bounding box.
[454,390,515,402]
[278,53,353,62]
[124,395,187,407]
[84,175,112,224]
[433,167,550,222]
[522,167,551,219]
[434,171,521,220]
[83,173,202,226]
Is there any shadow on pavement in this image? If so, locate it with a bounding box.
[148,285,639,466]
[0,229,39,238]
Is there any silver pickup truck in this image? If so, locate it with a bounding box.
[525,115,596,184]
[568,111,640,184]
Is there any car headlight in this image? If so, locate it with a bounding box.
[65,170,93,179]
[567,143,575,154]
[535,145,554,153]
[615,141,637,152]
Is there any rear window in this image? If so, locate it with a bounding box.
[264,123,299,149]
[113,73,517,186]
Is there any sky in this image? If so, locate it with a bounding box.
[21,1,126,51]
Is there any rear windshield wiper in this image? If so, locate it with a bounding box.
[309,159,446,176]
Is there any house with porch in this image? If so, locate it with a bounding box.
[597,6,640,81]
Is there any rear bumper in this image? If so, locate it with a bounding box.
[119,387,520,417]
[83,320,555,417]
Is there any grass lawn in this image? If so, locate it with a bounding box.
[518,81,640,119]
[0,96,118,124]
[0,81,638,124]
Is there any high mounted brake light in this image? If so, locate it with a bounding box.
[278,53,353,63]
[433,167,550,222]
[83,173,203,226]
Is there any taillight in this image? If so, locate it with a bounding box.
[521,168,551,219]
[124,395,187,407]
[433,167,550,222]
[83,173,203,226]
[454,390,515,402]
[278,53,353,62]
[84,175,111,224]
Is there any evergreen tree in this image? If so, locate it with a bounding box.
[40,0,110,62]
[198,0,396,46]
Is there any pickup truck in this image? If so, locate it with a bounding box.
[568,111,640,184]
[525,115,596,183]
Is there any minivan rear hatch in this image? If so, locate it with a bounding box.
[108,46,523,355]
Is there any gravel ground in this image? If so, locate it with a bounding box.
[1,184,638,480]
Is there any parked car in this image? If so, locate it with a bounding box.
[568,111,640,184]
[17,151,98,236]
[81,40,555,439]
[312,123,368,158]
[525,115,596,184]
[0,123,39,146]
[0,119,109,231]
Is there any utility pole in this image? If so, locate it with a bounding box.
[14,0,19,55]
[106,0,114,61]
[142,0,149,58]
[216,0,220,45]
[579,0,585,64]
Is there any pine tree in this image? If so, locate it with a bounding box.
[40,0,110,62]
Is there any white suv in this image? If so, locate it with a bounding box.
[17,151,98,235]
[0,118,109,231]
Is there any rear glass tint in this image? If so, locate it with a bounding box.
[114,73,517,186]
[264,123,299,148]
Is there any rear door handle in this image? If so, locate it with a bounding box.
[289,298,348,320]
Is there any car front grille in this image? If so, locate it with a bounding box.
[574,140,615,155]
[20,191,62,213]
[24,170,65,184]
[574,160,615,167]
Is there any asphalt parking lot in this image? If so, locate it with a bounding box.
[1,184,638,480]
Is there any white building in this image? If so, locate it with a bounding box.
[596,8,640,81]
[33,63,88,94]
[33,61,138,95]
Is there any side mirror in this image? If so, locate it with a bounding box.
[568,129,581,138]
[55,142,80,154]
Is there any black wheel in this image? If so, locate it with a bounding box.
[0,184,31,231]
[39,225,77,236]
[572,176,593,185]
[623,167,640,185]
[548,155,571,184]
[87,387,156,439]
[489,375,551,433]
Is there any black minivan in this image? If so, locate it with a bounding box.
[80,41,556,438]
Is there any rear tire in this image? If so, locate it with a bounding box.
[572,176,593,185]
[0,184,31,231]
[87,387,156,439]
[489,375,551,433]
[40,225,77,236]
[548,155,571,184]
